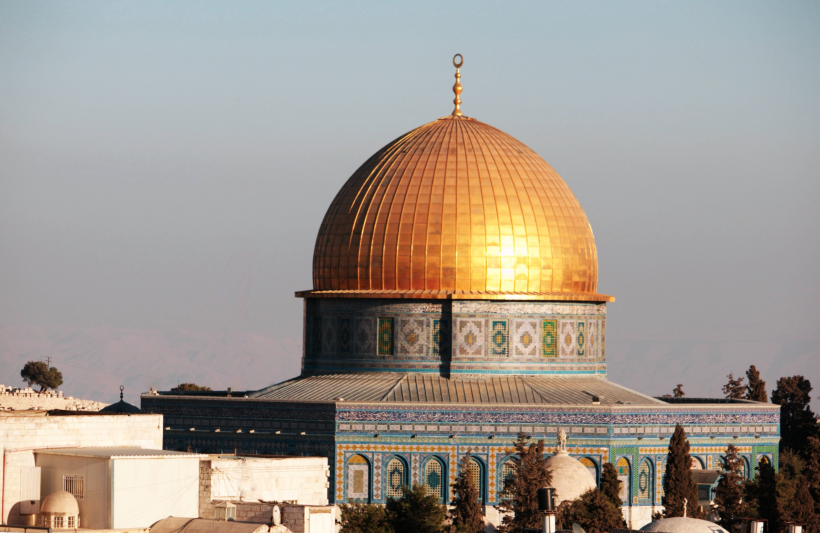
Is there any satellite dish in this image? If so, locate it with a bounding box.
[572,523,587,533]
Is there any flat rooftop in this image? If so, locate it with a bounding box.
[35,447,204,459]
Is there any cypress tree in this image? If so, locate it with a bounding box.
[601,462,623,508]
[558,488,626,533]
[449,455,484,533]
[713,445,747,533]
[723,373,746,400]
[662,424,702,518]
[496,433,553,533]
[806,437,820,515]
[789,482,818,533]
[772,376,817,456]
[745,365,768,402]
[746,457,778,529]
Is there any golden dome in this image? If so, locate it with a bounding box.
[303,114,612,302]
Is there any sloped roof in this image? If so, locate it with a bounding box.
[250,374,665,406]
[151,517,268,533]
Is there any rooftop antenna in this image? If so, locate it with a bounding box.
[452,54,463,116]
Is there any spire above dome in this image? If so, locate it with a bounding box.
[298,57,612,302]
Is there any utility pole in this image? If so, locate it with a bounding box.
[46,357,52,368]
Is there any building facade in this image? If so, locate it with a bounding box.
[141,63,780,528]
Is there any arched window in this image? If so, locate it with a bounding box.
[386,457,407,498]
[739,457,750,479]
[658,458,666,499]
[579,457,599,483]
[347,455,370,502]
[616,457,630,502]
[759,455,770,467]
[638,459,653,502]
[468,458,485,503]
[500,459,516,500]
[690,456,705,469]
[423,457,446,501]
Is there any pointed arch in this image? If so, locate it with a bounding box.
[616,457,631,503]
[347,454,371,502]
[385,455,409,499]
[422,456,446,502]
[637,458,654,503]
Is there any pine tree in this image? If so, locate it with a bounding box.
[723,373,746,400]
[662,424,702,518]
[745,365,768,402]
[772,376,817,456]
[450,455,484,533]
[773,451,819,533]
[385,484,447,533]
[790,482,818,533]
[337,504,391,533]
[673,384,685,398]
[600,462,623,509]
[557,488,626,533]
[713,445,747,533]
[496,433,553,533]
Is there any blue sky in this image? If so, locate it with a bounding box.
[1,1,818,400]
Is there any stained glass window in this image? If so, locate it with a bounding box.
[638,460,652,500]
[468,459,483,502]
[386,457,406,498]
[500,460,516,499]
[424,458,445,500]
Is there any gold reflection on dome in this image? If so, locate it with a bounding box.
[304,114,612,302]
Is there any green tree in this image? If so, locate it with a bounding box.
[558,488,626,533]
[713,445,747,533]
[745,457,778,529]
[171,383,212,391]
[774,450,817,533]
[723,373,746,400]
[449,455,484,533]
[673,384,685,398]
[20,361,63,391]
[772,376,817,456]
[806,437,820,515]
[385,484,446,533]
[745,365,768,402]
[662,424,702,518]
[600,462,623,509]
[337,504,391,533]
[496,433,553,533]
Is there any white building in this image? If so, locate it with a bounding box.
[36,447,201,529]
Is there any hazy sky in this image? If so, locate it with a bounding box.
[1,1,818,400]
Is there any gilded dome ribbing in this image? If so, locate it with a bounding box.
[304,115,611,302]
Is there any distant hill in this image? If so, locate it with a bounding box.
[1,325,817,407]
[0,325,302,405]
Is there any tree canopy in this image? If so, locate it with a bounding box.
[20,361,63,391]
[449,455,484,533]
[558,487,625,533]
[171,383,212,392]
[772,376,817,456]
[496,433,553,533]
[723,373,746,400]
[713,444,747,533]
[662,424,702,518]
[385,484,447,533]
[745,365,768,402]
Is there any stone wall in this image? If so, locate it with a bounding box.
[0,386,108,412]
[0,411,163,524]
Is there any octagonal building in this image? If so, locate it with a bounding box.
[143,61,780,529]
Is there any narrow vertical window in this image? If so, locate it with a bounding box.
[386,457,406,498]
[423,458,445,501]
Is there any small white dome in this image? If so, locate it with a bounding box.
[40,491,79,515]
[641,517,729,533]
[545,451,597,504]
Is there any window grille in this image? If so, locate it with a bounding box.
[386,458,405,498]
[638,460,652,500]
[500,461,516,499]
[423,459,444,500]
[63,475,84,500]
[53,516,64,528]
[68,516,76,528]
[468,459,482,502]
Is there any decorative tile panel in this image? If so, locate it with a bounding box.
[512,320,539,357]
[397,318,427,356]
[576,321,585,356]
[431,319,450,356]
[339,318,352,354]
[456,319,484,357]
[541,320,557,358]
[489,320,509,357]
[322,316,337,356]
[558,320,576,357]
[378,318,394,356]
[354,318,376,355]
